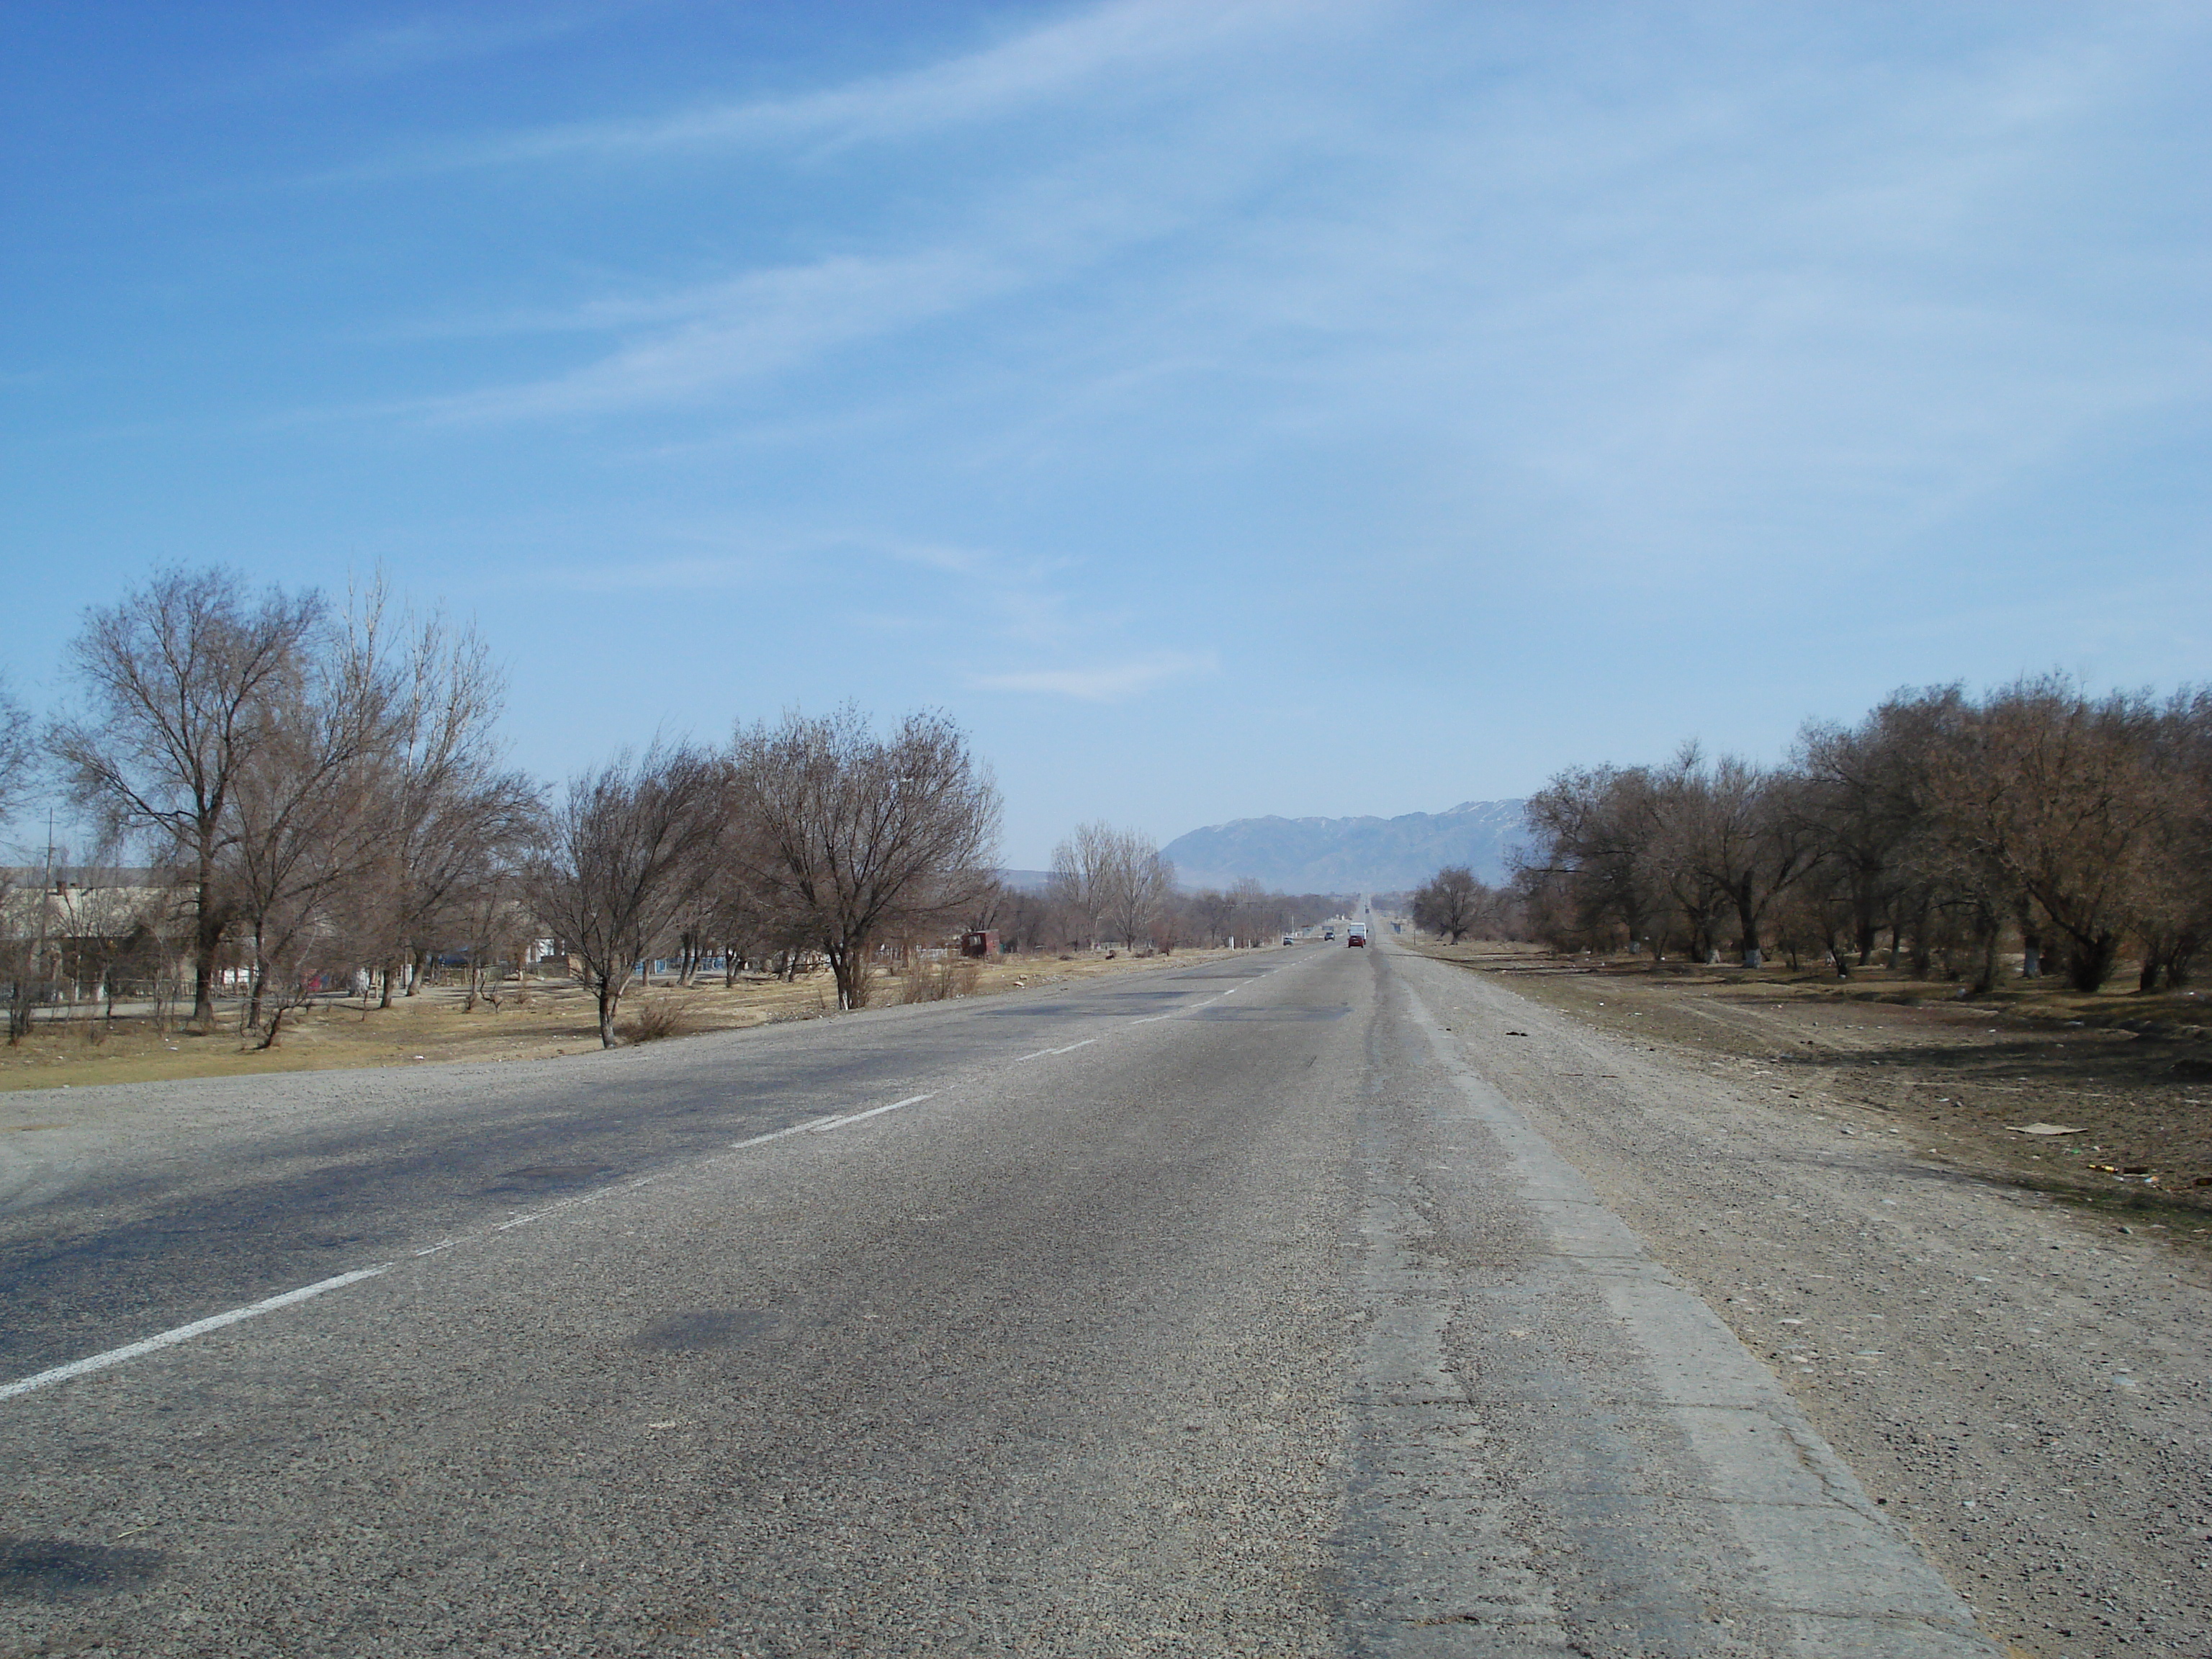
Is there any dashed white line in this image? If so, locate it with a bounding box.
[0,1266,391,1403]
[4,963,1304,1403]
[733,1113,846,1148]
[811,1091,937,1132]
[1015,1038,1097,1061]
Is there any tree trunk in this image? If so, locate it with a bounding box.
[596,976,624,1047]
[2066,932,2119,993]
[246,932,268,1032]
[1732,891,1762,969]
[828,938,871,1010]
[1972,917,2002,995]
[190,876,224,1030]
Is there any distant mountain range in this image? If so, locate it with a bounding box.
[1159,800,1527,894]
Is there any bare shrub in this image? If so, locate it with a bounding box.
[624,994,693,1043]
[899,956,981,1002]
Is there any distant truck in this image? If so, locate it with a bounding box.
[1346,923,1367,947]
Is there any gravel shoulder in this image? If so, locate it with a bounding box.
[1397,948,2212,1659]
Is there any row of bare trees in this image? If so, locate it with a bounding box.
[4,567,1009,1048]
[40,569,533,1044]
[1041,822,1333,950]
[1516,677,2212,993]
[5,568,1351,1050]
[526,709,1002,1044]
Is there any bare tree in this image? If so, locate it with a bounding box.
[1920,677,2167,992]
[729,706,1000,1010]
[1048,821,1118,948]
[226,597,405,1047]
[1650,749,1817,968]
[367,604,539,1005]
[2134,688,2212,990]
[1091,826,1173,950]
[525,744,724,1047]
[0,673,35,831]
[1413,866,1484,943]
[48,568,321,1029]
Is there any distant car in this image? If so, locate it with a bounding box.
[1282,934,1295,946]
[1323,927,1336,940]
[1346,932,1364,947]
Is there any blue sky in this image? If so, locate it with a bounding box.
[4,1,2207,867]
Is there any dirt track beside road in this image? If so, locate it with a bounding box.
[1429,946,2212,1232]
[1404,944,2211,1658]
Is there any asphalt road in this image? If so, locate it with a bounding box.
[1,943,1996,1657]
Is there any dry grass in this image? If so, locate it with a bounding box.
[0,946,1251,1094]
[898,957,982,1003]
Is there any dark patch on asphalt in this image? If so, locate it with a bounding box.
[0,1536,164,1601]
[630,1310,770,1351]
[1186,1007,1349,1022]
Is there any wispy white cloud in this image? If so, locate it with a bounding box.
[526,530,1082,649]
[385,0,1316,172]
[968,652,1218,701]
[425,248,1024,421]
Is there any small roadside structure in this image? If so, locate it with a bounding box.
[961,930,999,958]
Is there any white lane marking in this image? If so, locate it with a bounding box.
[1015,1038,1098,1061]
[733,1114,842,1149]
[0,1266,390,1403]
[7,963,1292,1403]
[494,1169,667,1232]
[811,1091,937,1133]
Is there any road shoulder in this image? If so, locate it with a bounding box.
[1394,947,2211,1659]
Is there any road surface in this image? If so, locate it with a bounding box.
[1,941,2028,1655]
